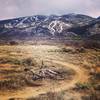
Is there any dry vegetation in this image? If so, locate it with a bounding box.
[0,41,99,100]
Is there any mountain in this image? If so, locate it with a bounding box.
[0,14,99,40]
[68,16,100,39]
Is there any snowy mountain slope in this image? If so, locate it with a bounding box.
[0,14,99,40]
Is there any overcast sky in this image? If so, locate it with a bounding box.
[0,0,100,20]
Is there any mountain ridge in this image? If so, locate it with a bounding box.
[0,14,99,40]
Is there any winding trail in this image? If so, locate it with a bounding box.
[0,60,88,100]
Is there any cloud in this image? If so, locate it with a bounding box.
[0,0,100,20]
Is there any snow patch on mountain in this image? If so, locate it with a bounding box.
[49,21,72,35]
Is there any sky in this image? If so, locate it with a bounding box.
[0,0,100,20]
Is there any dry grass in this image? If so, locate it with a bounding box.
[27,92,65,100]
[0,44,99,99]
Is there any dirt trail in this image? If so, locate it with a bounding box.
[0,60,88,100]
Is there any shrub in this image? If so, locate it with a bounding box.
[83,40,100,49]
[22,58,37,66]
[9,41,18,45]
[62,47,73,53]
[0,57,21,65]
[27,92,65,100]
[75,82,92,90]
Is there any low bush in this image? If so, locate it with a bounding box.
[75,82,92,90]
[22,58,37,67]
[9,41,18,45]
[0,57,21,65]
[27,92,65,100]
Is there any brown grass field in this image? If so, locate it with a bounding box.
[0,41,100,100]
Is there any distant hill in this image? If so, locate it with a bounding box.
[0,14,99,40]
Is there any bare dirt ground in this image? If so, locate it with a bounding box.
[0,45,99,100]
